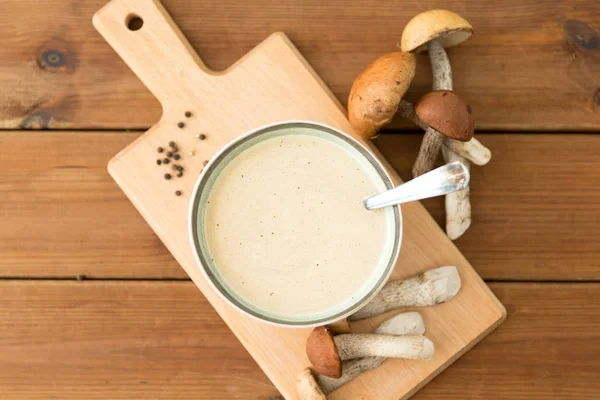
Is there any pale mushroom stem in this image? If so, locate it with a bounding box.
[412,127,444,177]
[334,334,433,360]
[297,368,327,400]
[442,146,472,239]
[317,312,425,394]
[397,100,491,166]
[444,137,491,166]
[428,39,453,91]
[349,266,461,321]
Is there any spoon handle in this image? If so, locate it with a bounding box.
[365,161,470,210]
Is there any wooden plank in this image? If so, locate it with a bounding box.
[0,132,186,279]
[1,131,598,281]
[415,282,600,399]
[0,281,598,399]
[0,0,598,131]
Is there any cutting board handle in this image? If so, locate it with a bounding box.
[93,0,212,108]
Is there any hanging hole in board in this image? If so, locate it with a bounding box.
[126,14,144,31]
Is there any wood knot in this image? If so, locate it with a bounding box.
[21,110,52,129]
[564,20,598,53]
[36,39,76,73]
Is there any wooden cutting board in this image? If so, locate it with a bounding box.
[93,0,506,398]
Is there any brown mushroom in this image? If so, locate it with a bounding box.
[316,312,425,394]
[306,327,433,378]
[411,90,474,177]
[348,52,416,140]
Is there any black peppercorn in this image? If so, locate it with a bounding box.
[175,190,182,196]
[184,111,192,118]
[177,122,184,128]
[157,147,164,153]
[169,141,175,148]
[199,133,206,140]
[164,173,172,180]
[166,151,173,158]
[163,158,170,164]
[176,172,183,178]
[156,159,162,165]
[173,154,180,160]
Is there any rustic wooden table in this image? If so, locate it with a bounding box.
[1,0,599,398]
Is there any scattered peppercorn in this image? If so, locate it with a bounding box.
[156,159,162,165]
[171,165,178,171]
[175,190,182,196]
[169,141,175,148]
[177,122,185,128]
[176,172,183,178]
[164,173,172,180]
[166,151,173,158]
[172,146,179,153]
[184,111,192,118]
[157,147,164,153]
[163,158,170,164]
[199,133,206,140]
[173,154,180,160]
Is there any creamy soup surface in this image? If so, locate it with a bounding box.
[202,129,395,321]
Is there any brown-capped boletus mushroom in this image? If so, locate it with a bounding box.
[316,312,425,394]
[348,52,416,140]
[411,90,474,176]
[306,327,433,378]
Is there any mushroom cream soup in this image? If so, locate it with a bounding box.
[199,126,396,322]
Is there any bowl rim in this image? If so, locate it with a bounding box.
[188,120,402,328]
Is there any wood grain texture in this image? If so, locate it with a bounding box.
[0,281,597,399]
[93,1,504,398]
[1,0,599,130]
[0,132,185,279]
[1,132,598,281]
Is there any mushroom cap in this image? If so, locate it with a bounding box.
[414,90,474,141]
[306,327,342,378]
[348,52,416,140]
[400,9,473,53]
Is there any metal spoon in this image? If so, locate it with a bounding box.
[365,161,470,210]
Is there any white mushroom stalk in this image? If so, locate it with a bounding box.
[427,36,474,240]
[297,368,327,400]
[316,312,425,394]
[349,266,461,321]
[397,99,490,166]
[442,146,472,239]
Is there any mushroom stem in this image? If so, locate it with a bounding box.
[297,368,327,400]
[316,312,425,394]
[412,127,445,177]
[442,146,472,239]
[398,100,491,166]
[428,39,453,91]
[334,334,433,360]
[349,266,461,321]
[444,137,491,166]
